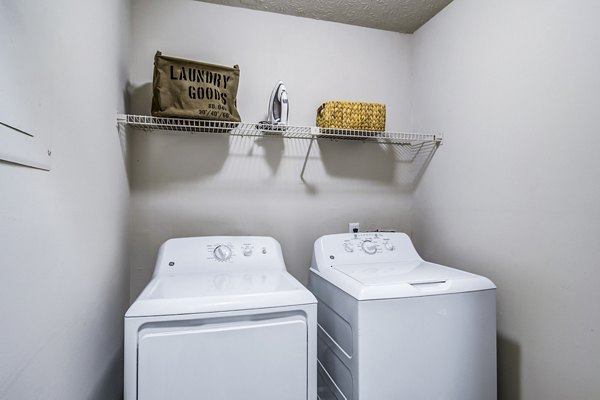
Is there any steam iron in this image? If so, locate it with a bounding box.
[267,81,289,126]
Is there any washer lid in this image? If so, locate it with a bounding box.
[126,271,316,317]
[313,261,495,300]
[333,260,473,286]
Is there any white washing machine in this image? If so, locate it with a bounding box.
[124,236,317,400]
[309,232,496,400]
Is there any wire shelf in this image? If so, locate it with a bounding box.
[117,114,442,145]
[316,127,440,144]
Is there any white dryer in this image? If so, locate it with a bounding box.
[309,232,496,400]
[125,236,317,400]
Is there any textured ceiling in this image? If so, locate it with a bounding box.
[198,0,453,33]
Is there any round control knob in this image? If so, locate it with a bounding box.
[385,241,395,251]
[361,240,378,255]
[243,247,253,257]
[214,245,232,261]
[343,243,354,253]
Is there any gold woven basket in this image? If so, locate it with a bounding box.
[316,101,386,132]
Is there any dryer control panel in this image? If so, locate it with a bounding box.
[153,236,286,276]
[312,232,422,269]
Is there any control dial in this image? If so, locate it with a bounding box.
[385,241,395,251]
[214,245,232,261]
[361,240,378,255]
[343,242,354,252]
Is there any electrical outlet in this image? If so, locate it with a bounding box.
[348,222,360,233]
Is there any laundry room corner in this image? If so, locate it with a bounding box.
[4,1,599,399]
[126,0,421,298]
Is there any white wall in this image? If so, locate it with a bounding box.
[411,1,600,399]
[0,1,130,399]
[128,0,423,296]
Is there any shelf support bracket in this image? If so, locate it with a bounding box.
[300,127,319,180]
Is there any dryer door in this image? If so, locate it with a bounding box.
[137,313,308,400]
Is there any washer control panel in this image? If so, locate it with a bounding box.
[314,232,421,268]
[341,233,396,256]
[154,236,286,276]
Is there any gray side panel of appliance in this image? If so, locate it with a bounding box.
[309,272,359,400]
